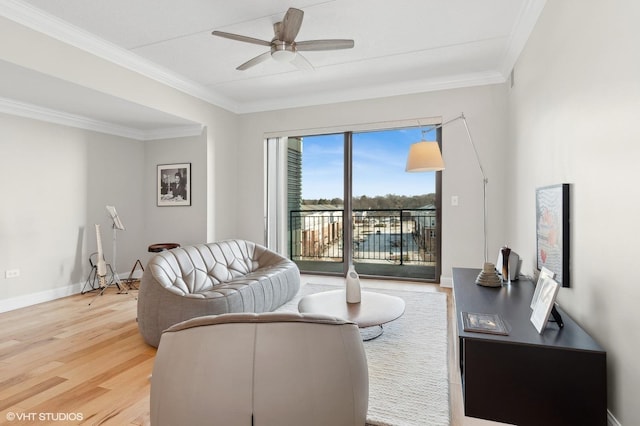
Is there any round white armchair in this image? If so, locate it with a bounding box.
[150,312,369,426]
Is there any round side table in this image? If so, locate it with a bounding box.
[298,289,405,340]
[148,243,181,253]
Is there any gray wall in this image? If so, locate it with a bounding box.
[237,84,510,284]
[0,113,214,310]
[142,131,208,266]
[0,113,145,307]
[507,1,639,424]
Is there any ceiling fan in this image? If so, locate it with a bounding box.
[212,7,354,71]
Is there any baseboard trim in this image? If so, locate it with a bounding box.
[0,282,82,313]
[440,275,453,288]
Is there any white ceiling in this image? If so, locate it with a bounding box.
[0,0,545,133]
[0,59,202,139]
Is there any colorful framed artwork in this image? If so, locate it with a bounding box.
[157,163,191,207]
[536,184,570,287]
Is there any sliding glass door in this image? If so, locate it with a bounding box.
[289,133,345,274]
[268,124,441,281]
[351,128,440,280]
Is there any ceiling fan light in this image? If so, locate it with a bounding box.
[272,50,296,62]
[271,43,296,62]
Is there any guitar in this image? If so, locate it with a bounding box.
[95,224,107,288]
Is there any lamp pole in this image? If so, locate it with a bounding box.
[420,113,489,264]
[460,114,489,264]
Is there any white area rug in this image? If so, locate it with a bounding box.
[277,283,450,426]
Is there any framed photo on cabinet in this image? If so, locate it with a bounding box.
[461,312,509,336]
[530,266,555,309]
[530,275,560,334]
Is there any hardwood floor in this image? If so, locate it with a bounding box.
[0,287,154,425]
[0,276,503,425]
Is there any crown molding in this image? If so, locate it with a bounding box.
[0,96,203,140]
[143,124,204,141]
[0,0,239,113]
[499,0,547,77]
[237,71,506,114]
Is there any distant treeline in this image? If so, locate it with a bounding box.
[302,193,436,210]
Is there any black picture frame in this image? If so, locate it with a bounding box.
[157,163,191,207]
[536,184,570,287]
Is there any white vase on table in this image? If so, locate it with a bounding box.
[346,264,361,304]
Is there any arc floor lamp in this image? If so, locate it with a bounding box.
[405,113,500,286]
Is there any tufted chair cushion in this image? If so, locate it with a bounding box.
[137,240,300,347]
[150,312,369,426]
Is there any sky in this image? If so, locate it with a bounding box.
[301,127,438,200]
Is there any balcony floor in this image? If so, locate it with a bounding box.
[295,260,438,282]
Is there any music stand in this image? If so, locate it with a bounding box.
[106,205,126,288]
[88,206,127,306]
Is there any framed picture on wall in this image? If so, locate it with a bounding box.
[157,163,191,206]
[536,183,570,287]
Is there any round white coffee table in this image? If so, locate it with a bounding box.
[298,289,405,340]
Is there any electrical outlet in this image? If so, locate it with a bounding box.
[5,269,20,279]
[451,195,459,206]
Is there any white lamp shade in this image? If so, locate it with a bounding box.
[405,141,445,172]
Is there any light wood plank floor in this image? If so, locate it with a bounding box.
[0,276,504,425]
[0,286,154,425]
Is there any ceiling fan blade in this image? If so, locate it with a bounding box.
[281,8,304,42]
[295,39,355,51]
[236,51,272,71]
[212,30,271,47]
[291,52,314,71]
[273,22,283,40]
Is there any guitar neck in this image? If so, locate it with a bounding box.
[95,224,107,276]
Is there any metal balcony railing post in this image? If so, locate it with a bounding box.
[399,209,404,265]
[289,210,293,259]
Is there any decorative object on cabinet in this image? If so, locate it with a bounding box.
[500,245,511,284]
[496,247,521,281]
[474,262,502,287]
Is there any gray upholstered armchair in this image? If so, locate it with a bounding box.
[150,312,369,426]
[137,240,300,347]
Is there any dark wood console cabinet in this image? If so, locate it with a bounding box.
[452,267,607,426]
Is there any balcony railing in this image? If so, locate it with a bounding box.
[289,208,437,265]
